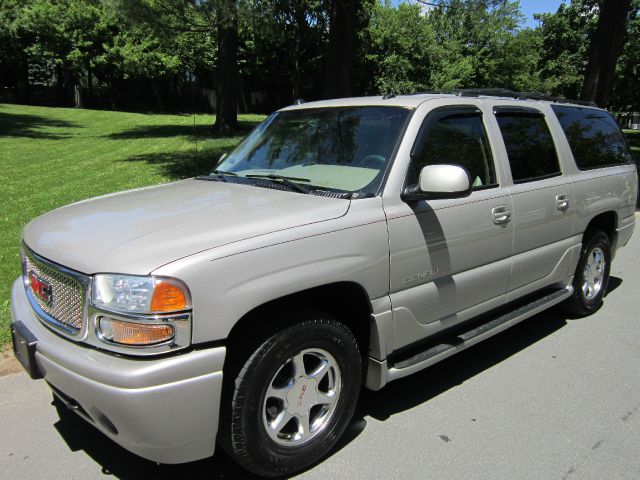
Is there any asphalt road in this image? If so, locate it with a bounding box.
[1,225,639,480]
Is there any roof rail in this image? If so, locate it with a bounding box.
[456,88,517,98]
[408,89,598,107]
[554,97,598,107]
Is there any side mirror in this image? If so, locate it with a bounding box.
[402,164,472,202]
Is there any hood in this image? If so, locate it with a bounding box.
[23,179,350,274]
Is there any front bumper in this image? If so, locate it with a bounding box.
[10,277,226,464]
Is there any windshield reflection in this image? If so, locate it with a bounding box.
[217,106,411,194]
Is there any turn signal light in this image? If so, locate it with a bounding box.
[99,317,174,346]
[151,281,189,312]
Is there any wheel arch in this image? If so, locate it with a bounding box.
[584,210,618,255]
[224,281,374,371]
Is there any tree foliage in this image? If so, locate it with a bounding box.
[0,0,638,115]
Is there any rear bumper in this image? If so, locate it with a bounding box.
[10,277,226,464]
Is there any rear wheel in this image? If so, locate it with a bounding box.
[219,314,362,477]
[563,230,611,316]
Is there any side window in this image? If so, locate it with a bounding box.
[551,105,634,169]
[495,113,561,183]
[411,112,497,189]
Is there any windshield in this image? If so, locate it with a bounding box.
[216,106,412,195]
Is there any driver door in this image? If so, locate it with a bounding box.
[385,106,514,350]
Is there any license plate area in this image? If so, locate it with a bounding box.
[11,321,43,379]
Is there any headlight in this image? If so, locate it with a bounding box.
[91,274,191,314]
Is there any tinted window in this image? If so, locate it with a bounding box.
[496,113,560,183]
[218,106,411,194]
[411,113,497,189]
[551,105,633,169]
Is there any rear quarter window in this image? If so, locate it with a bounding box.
[551,105,634,170]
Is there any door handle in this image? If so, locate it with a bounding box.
[492,205,511,225]
[556,194,570,211]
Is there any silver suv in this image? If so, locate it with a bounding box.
[10,91,637,476]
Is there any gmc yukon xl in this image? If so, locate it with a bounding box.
[10,90,637,476]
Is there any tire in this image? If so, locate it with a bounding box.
[219,314,362,477]
[563,229,611,316]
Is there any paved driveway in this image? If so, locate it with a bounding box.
[1,228,639,479]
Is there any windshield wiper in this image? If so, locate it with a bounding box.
[245,174,311,194]
[212,169,237,176]
[196,169,238,182]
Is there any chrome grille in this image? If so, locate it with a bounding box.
[24,253,85,331]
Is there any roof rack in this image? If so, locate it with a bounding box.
[409,88,598,107]
[553,97,599,107]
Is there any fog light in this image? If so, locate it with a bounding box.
[99,317,174,346]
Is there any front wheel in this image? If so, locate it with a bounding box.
[563,230,611,316]
[219,315,362,477]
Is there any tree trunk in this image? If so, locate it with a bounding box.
[87,64,93,106]
[152,83,164,112]
[74,83,83,108]
[291,7,305,102]
[214,0,239,134]
[56,64,66,106]
[581,0,632,107]
[20,56,31,104]
[322,0,360,99]
[109,79,119,110]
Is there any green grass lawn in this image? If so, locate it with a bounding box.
[0,103,263,345]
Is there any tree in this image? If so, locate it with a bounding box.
[322,0,361,98]
[360,2,434,94]
[12,0,118,108]
[581,0,633,107]
[215,0,239,132]
[113,0,238,131]
[609,1,640,112]
[0,1,28,102]
[99,27,180,110]
[535,1,597,99]
[243,0,329,104]
[426,0,526,90]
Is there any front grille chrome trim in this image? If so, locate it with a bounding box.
[21,245,90,339]
[20,244,192,356]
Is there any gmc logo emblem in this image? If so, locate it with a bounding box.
[29,271,52,306]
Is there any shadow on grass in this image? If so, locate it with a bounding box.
[50,301,586,479]
[122,147,229,179]
[107,119,260,140]
[0,111,78,139]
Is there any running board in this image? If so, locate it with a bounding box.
[383,287,573,385]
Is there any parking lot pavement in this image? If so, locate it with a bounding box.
[1,227,639,479]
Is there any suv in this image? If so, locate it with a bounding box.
[10,91,637,477]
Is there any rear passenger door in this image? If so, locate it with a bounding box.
[491,106,576,299]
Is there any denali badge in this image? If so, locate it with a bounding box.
[29,271,53,306]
